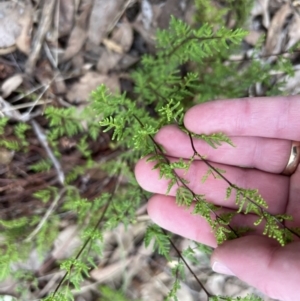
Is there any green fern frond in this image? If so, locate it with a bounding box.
[193,132,235,149]
[0,139,19,151]
[145,224,171,259]
[45,106,84,138]
[158,99,184,123]
[0,117,9,135]
[30,159,53,172]
[33,186,58,203]
[165,278,181,301]
[210,294,264,301]
[77,136,92,158]
[176,186,194,207]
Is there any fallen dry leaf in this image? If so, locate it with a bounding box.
[244,30,264,46]
[52,225,81,260]
[96,49,122,73]
[292,0,300,15]
[252,0,270,28]
[62,25,87,62]
[66,72,120,103]
[88,0,125,45]
[97,20,134,72]
[71,53,85,71]
[264,3,292,55]
[111,21,134,52]
[102,38,123,54]
[61,0,93,61]
[157,0,186,29]
[125,237,153,281]
[107,225,135,264]
[286,13,300,49]
[0,277,18,298]
[0,1,33,55]
[90,258,132,282]
[55,0,75,38]
[15,2,33,54]
[132,9,157,50]
[281,67,300,95]
[12,249,44,272]
[35,60,67,94]
[52,72,67,95]
[116,54,140,70]
[0,63,15,80]
[0,147,14,165]
[35,60,56,86]
[141,0,153,30]
[1,74,23,98]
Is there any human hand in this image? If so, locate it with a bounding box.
[135,96,300,301]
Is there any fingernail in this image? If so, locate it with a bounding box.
[212,262,235,276]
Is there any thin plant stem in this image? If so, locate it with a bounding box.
[188,132,300,241]
[133,113,239,238]
[52,175,120,296]
[162,228,213,300]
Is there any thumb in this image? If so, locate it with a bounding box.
[210,235,300,301]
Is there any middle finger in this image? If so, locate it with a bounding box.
[155,125,291,174]
[135,157,289,214]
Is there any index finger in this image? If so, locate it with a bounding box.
[184,96,300,140]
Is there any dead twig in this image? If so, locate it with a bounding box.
[44,42,58,69]
[24,187,67,243]
[11,84,46,103]
[31,120,65,185]
[25,0,57,74]
[21,83,50,120]
[2,99,52,113]
[108,0,137,33]
[0,96,23,120]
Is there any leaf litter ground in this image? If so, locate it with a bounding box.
[0,0,299,300]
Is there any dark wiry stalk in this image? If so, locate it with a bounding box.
[133,114,239,239]
[162,228,213,300]
[53,176,119,296]
[188,132,300,241]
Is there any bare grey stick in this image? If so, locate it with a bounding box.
[31,119,65,185]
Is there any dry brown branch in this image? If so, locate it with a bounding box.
[25,0,57,74]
